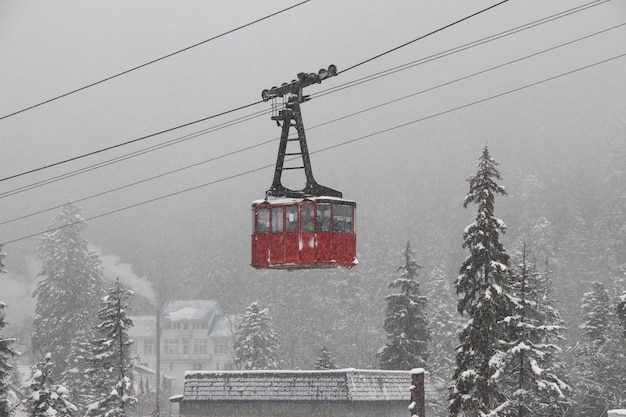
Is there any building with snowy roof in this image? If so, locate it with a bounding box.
[129,300,236,393]
[172,368,435,417]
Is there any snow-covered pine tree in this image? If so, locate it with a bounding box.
[569,281,614,416]
[233,302,281,370]
[314,345,337,370]
[537,257,565,345]
[377,240,430,370]
[424,266,459,416]
[618,289,626,338]
[0,244,6,273]
[425,266,458,380]
[449,145,516,417]
[23,353,77,417]
[580,282,610,348]
[0,302,20,417]
[32,202,104,400]
[492,243,570,417]
[84,278,137,417]
[537,256,570,390]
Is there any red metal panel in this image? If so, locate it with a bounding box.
[252,199,357,270]
[269,233,284,265]
[315,232,332,264]
[332,233,356,266]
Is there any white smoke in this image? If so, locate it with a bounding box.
[90,245,157,306]
[0,254,39,327]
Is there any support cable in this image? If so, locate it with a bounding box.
[0,0,513,184]
[339,0,511,75]
[0,108,271,199]
[2,21,622,219]
[0,100,264,183]
[314,0,610,99]
[0,0,311,122]
[3,51,624,246]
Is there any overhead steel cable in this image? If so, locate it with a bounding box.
[3,50,625,246]
[0,99,265,183]
[0,0,514,185]
[0,136,278,227]
[0,107,272,199]
[314,0,610,99]
[2,20,622,220]
[0,0,311,122]
[338,0,512,75]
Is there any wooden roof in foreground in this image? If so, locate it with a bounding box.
[181,369,411,402]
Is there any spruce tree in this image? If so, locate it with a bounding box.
[617,290,626,338]
[0,245,6,273]
[537,257,565,344]
[570,282,626,416]
[23,353,77,417]
[314,345,337,370]
[85,278,137,417]
[233,302,281,370]
[449,145,515,417]
[425,266,458,380]
[377,241,430,370]
[424,266,459,416]
[32,202,104,400]
[0,302,20,417]
[493,244,569,417]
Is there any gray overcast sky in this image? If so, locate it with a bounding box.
[1,0,625,275]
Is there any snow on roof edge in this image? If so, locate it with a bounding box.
[252,196,356,205]
[184,368,411,378]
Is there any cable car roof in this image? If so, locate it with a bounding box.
[252,196,356,207]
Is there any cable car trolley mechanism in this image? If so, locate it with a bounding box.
[251,65,357,270]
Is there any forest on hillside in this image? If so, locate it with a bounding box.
[2,141,625,416]
[134,139,626,370]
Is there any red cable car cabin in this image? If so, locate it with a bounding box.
[251,197,357,269]
[252,65,357,270]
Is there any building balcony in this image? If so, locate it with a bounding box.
[161,352,213,362]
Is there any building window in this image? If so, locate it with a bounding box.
[214,343,228,354]
[164,339,179,355]
[193,339,208,355]
[182,337,191,354]
[192,363,203,370]
[143,341,155,355]
[271,207,283,233]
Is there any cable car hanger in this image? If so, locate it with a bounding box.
[251,65,357,270]
[261,65,341,199]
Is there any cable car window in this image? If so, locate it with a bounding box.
[316,204,331,231]
[286,206,298,233]
[301,205,315,232]
[256,208,270,234]
[271,207,283,233]
[332,204,353,233]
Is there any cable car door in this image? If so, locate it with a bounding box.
[299,203,316,264]
[283,205,300,264]
[269,206,284,265]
